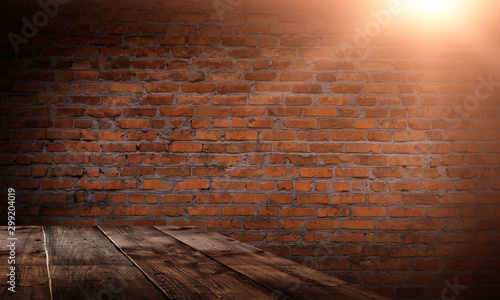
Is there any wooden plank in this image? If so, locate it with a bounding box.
[43,226,167,300]
[156,226,388,300]
[0,226,51,300]
[99,226,282,300]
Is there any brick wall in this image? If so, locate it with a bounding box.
[1,0,500,298]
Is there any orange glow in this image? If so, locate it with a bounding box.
[401,0,466,26]
[396,0,472,38]
[406,0,456,17]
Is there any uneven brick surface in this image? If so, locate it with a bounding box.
[0,0,500,298]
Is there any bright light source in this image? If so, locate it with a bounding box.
[401,0,466,22]
[400,0,467,33]
[405,0,457,19]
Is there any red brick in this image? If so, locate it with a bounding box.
[418,247,453,257]
[196,107,229,117]
[232,194,267,203]
[225,131,259,141]
[227,49,260,58]
[427,208,457,218]
[46,130,80,140]
[119,119,150,129]
[287,155,317,166]
[390,156,423,166]
[390,208,425,217]
[227,168,262,178]
[291,84,322,93]
[41,207,75,216]
[188,206,220,216]
[306,220,340,230]
[280,72,313,81]
[218,84,252,94]
[140,95,173,105]
[353,207,387,217]
[335,168,369,178]
[318,119,353,129]
[139,143,166,152]
[377,261,410,270]
[176,180,209,190]
[281,207,315,217]
[368,194,403,204]
[145,83,180,93]
[284,119,317,129]
[309,143,342,153]
[297,194,329,204]
[331,194,365,204]
[102,143,136,152]
[79,207,112,217]
[262,167,294,177]
[245,72,277,81]
[151,207,184,217]
[245,220,279,230]
[342,220,376,230]
[42,180,73,190]
[299,168,333,178]
[114,206,149,216]
[168,143,202,152]
[103,180,138,190]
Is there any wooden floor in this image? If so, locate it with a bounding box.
[0,226,387,300]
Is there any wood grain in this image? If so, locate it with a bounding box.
[43,226,167,300]
[0,226,51,300]
[100,226,281,300]
[0,226,387,300]
[156,226,388,300]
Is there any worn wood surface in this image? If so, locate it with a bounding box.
[43,226,167,300]
[156,226,386,300]
[0,226,387,300]
[100,226,281,300]
[0,227,51,300]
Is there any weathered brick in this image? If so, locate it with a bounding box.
[3,3,500,296]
